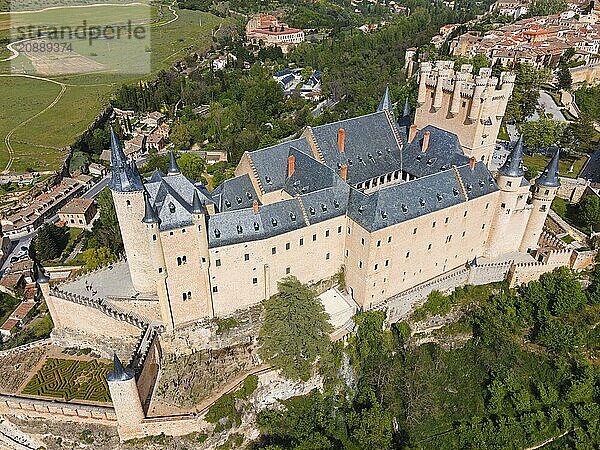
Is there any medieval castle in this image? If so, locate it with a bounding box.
[34,61,592,440]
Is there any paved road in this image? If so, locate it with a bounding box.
[528,91,567,122]
[82,174,110,199]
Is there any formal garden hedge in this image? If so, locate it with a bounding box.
[22,358,112,402]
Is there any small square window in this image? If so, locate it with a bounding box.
[170,231,174,236]
[376,240,381,247]
[406,251,410,258]
[482,223,486,230]
[345,249,349,257]
[215,259,221,267]
[361,238,365,245]
[153,234,157,241]
[413,228,417,234]
[385,260,389,266]
[428,243,432,250]
[158,267,163,273]
[338,226,342,233]
[325,230,330,237]
[252,277,258,284]
[212,286,218,293]
[312,234,317,241]
[348,227,351,234]
[182,228,186,233]
[374,264,378,270]
[445,217,449,224]
[326,253,330,260]
[299,238,304,246]
[387,236,392,243]
[462,231,466,237]
[432,221,436,228]
[272,247,277,255]
[485,203,489,209]
[244,253,249,261]
[286,267,291,274]
[506,181,512,187]
[359,261,363,269]
[286,242,290,250]
[464,211,468,217]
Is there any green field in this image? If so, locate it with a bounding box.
[22,357,112,402]
[0,3,223,173]
[523,153,587,179]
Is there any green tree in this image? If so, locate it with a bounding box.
[82,246,117,271]
[578,194,600,232]
[91,187,123,253]
[258,277,332,380]
[529,0,567,16]
[561,113,600,155]
[347,389,393,449]
[32,224,68,262]
[558,65,572,90]
[505,64,550,122]
[535,319,580,353]
[177,153,206,182]
[518,114,565,150]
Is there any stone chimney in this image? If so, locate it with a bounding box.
[337,128,345,153]
[340,163,348,181]
[252,200,259,214]
[408,124,418,143]
[287,154,295,177]
[421,131,430,153]
[469,156,476,171]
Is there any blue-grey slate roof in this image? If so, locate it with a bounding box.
[247,138,313,193]
[402,125,469,178]
[456,162,499,199]
[310,111,403,185]
[145,173,213,230]
[298,178,350,225]
[212,174,259,213]
[208,198,307,248]
[283,147,337,196]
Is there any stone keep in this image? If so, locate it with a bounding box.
[415,61,516,165]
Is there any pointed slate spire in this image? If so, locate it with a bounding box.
[499,135,525,178]
[537,147,561,188]
[377,84,392,112]
[191,189,204,214]
[397,97,412,132]
[108,128,143,192]
[142,191,160,224]
[167,150,181,175]
[402,97,411,118]
[107,353,134,382]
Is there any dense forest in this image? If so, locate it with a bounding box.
[250,267,600,449]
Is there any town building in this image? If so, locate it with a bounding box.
[1,177,91,238]
[246,14,305,53]
[58,198,97,228]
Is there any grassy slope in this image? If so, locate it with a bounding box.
[0,6,223,173]
[523,153,587,179]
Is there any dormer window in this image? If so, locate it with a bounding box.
[265,176,272,184]
[401,204,408,213]
[236,225,243,234]
[419,198,426,207]
[467,184,473,192]
[309,207,316,215]
[453,188,459,196]
[437,193,443,202]
[381,210,387,219]
[377,150,383,157]
[320,203,327,212]
[479,180,485,188]
[236,196,242,204]
[225,200,231,207]
[246,192,252,200]
[290,212,296,221]
[169,202,175,213]
[416,155,422,161]
[253,222,260,231]
[358,205,365,213]
[271,218,278,227]
[333,200,340,208]
[214,228,221,238]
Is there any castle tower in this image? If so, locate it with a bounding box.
[107,354,144,440]
[414,61,515,165]
[485,136,526,257]
[191,190,214,317]
[142,191,175,330]
[109,129,155,293]
[398,97,411,132]
[377,84,392,113]
[520,148,560,253]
